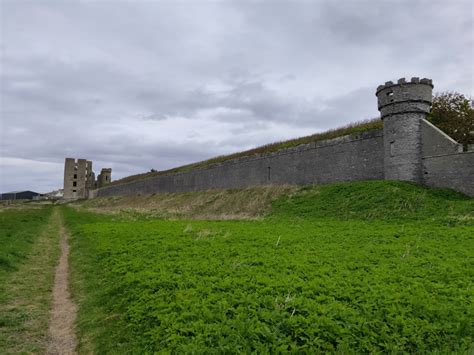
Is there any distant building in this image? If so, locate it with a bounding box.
[42,189,64,200]
[63,158,112,200]
[0,190,41,200]
[63,158,94,200]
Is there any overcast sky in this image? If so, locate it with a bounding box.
[1,0,472,193]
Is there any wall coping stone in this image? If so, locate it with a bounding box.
[422,150,474,159]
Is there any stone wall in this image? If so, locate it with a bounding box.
[97,168,112,188]
[382,113,423,182]
[89,77,473,199]
[377,78,433,184]
[97,130,384,197]
[421,119,462,156]
[63,158,76,200]
[63,158,94,200]
[423,152,474,197]
[419,118,474,197]
[75,159,87,198]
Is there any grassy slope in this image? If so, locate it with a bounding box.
[110,119,382,186]
[0,207,61,353]
[271,180,473,221]
[75,185,297,220]
[65,181,474,353]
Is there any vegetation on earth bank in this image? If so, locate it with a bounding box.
[65,181,473,353]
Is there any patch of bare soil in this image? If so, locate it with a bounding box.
[47,221,77,355]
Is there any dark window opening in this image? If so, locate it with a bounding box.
[105,176,108,181]
[73,174,77,179]
[267,166,271,181]
[387,91,394,102]
[72,189,76,193]
[73,181,77,187]
[390,141,395,157]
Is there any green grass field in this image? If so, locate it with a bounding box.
[0,206,61,353]
[0,207,52,285]
[64,181,474,353]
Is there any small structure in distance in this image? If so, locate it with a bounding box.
[0,190,41,201]
[63,158,112,200]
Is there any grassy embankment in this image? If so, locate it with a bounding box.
[0,206,61,353]
[110,119,382,186]
[75,185,298,220]
[65,181,474,353]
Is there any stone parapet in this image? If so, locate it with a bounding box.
[376,77,433,119]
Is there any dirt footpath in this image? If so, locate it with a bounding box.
[47,214,77,354]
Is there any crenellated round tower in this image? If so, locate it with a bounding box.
[376,77,433,183]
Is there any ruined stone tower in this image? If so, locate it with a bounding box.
[376,77,433,183]
[63,158,94,199]
[63,158,112,199]
[97,168,112,188]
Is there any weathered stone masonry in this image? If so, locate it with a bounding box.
[63,159,112,200]
[89,77,473,198]
[63,158,93,200]
[96,129,384,197]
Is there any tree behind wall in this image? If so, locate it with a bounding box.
[427,92,474,148]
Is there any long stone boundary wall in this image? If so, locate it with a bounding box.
[423,152,474,197]
[88,77,473,199]
[96,130,384,197]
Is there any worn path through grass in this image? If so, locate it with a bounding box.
[47,210,78,354]
[0,207,78,354]
[0,207,60,353]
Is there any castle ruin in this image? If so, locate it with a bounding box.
[67,77,473,199]
[63,158,112,199]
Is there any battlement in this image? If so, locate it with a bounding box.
[376,77,433,119]
[376,77,433,93]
